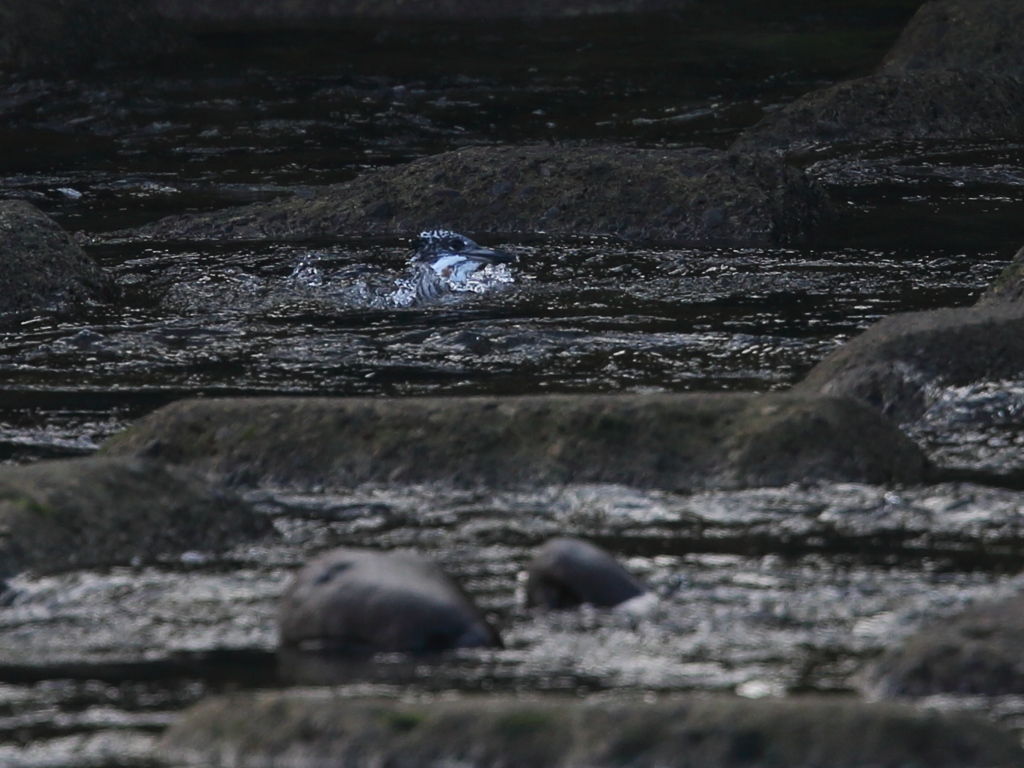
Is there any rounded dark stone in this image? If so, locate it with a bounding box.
[526,537,647,610]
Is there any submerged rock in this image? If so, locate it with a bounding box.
[526,537,647,610]
[161,691,1024,768]
[861,593,1024,698]
[278,547,500,655]
[0,456,272,577]
[124,145,830,245]
[879,0,1024,77]
[794,302,1024,423]
[101,393,930,491]
[0,200,116,323]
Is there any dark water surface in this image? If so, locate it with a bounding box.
[3,7,1024,766]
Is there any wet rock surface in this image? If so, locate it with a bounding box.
[0,455,272,578]
[0,200,116,323]
[526,537,648,610]
[124,145,829,245]
[732,70,1024,152]
[161,692,1024,768]
[101,393,930,491]
[979,244,1024,304]
[794,302,1024,424]
[862,593,1024,699]
[278,547,501,655]
[879,0,1024,76]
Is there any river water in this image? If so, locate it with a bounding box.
[3,8,1024,767]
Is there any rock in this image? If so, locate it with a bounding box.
[0,0,173,72]
[526,538,647,610]
[101,393,930,491]
[278,547,500,656]
[123,145,830,245]
[0,200,117,323]
[979,243,1024,304]
[794,302,1024,422]
[860,593,1024,698]
[732,70,1024,152]
[879,0,1024,77]
[0,456,272,578]
[153,0,694,20]
[160,691,1024,768]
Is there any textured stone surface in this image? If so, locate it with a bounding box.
[0,200,116,322]
[795,302,1024,422]
[0,456,272,577]
[161,692,1024,768]
[124,145,830,245]
[526,537,647,609]
[101,393,930,491]
[862,593,1024,698]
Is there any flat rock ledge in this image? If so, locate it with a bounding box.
[0,200,116,322]
[0,456,272,578]
[860,593,1024,699]
[161,692,1024,768]
[101,393,930,491]
[124,145,830,245]
[794,302,1024,423]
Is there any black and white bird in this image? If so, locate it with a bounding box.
[398,229,516,304]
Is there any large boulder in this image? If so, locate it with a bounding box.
[125,145,830,245]
[0,456,272,577]
[794,302,1024,422]
[732,70,1024,152]
[279,547,500,656]
[0,200,116,322]
[733,0,1024,152]
[860,593,1024,698]
[101,393,930,491]
[161,692,1024,768]
[879,0,1024,76]
[525,537,647,610]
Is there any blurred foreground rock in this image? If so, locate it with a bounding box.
[124,145,830,245]
[101,393,930,491]
[0,456,272,577]
[161,692,1024,768]
[279,547,501,655]
[861,592,1024,698]
[0,200,116,323]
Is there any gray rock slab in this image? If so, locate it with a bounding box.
[861,593,1024,698]
[794,302,1024,422]
[0,200,116,322]
[526,537,647,610]
[879,0,1024,77]
[123,145,830,245]
[101,393,930,491]
[732,70,1024,152]
[279,547,501,655]
[0,456,273,577]
[161,692,1024,768]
